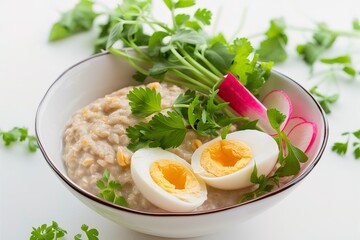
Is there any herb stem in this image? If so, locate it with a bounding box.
[172,103,189,108]
[171,69,212,90]
[109,47,149,63]
[177,46,220,84]
[163,76,208,92]
[169,46,211,86]
[288,25,360,38]
[194,51,224,77]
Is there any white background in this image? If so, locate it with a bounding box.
[1,0,360,239]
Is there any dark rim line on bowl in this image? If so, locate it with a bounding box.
[35,51,329,217]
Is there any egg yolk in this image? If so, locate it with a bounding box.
[200,139,252,177]
[150,159,201,202]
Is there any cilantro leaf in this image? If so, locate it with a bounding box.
[296,24,337,65]
[204,42,234,75]
[228,38,272,96]
[175,0,196,8]
[257,18,288,63]
[175,14,191,26]
[228,38,254,85]
[96,169,129,207]
[127,87,162,117]
[194,8,212,25]
[49,0,98,42]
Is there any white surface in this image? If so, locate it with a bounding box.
[0,0,360,239]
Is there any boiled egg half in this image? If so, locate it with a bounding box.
[131,148,207,212]
[191,130,279,190]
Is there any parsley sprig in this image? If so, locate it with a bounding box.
[239,109,309,202]
[0,127,38,152]
[30,221,99,240]
[96,169,129,207]
[126,87,245,151]
[267,109,308,177]
[30,221,67,240]
[239,164,274,202]
[332,130,360,159]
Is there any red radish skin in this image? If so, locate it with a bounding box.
[287,122,317,153]
[218,73,274,134]
[262,90,293,133]
[283,117,306,134]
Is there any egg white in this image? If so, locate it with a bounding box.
[131,148,208,212]
[191,130,279,190]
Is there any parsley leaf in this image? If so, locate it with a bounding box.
[332,130,360,159]
[266,109,308,177]
[96,169,129,207]
[194,8,212,25]
[49,0,98,42]
[127,87,162,117]
[239,164,274,202]
[257,18,288,63]
[310,86,339,114]
[30,221,67,240]
[80,224,99,240]
[145,111,187,148]
[296,23,337,65]
[127,111,187,151]
[0,127,38,152]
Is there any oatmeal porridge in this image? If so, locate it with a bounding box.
[63,82,253,212]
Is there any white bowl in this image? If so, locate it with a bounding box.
[35,52,328,238]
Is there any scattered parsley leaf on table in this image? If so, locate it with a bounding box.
[48,0,98,42]
[257,18,288,63]
[296,23,337,65]
[75,224,99,240]
[0,127,38,152]
[309,86,339,114]
[30,221,67,240]
[332,130,360,159]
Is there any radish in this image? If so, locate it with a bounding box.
[218,73,293,135]
[262,90,293,133]
[287,121,317,153]
[283,117,306,134]
[218,73,274,134]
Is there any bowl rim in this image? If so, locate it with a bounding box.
[35,51,329,217]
